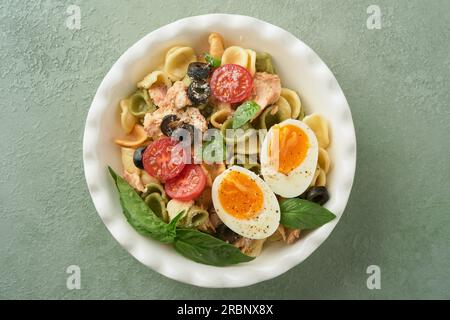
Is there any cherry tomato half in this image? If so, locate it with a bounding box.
[142,137,186,182]
[210,64,253,103]
[165,164,206,201]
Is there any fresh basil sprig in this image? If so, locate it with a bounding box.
[280,198,336,230]
[204,52,221,68]
[174,229,254,266]
[232,101,260,129]
[108,167,177,243]
[108,167,254,266]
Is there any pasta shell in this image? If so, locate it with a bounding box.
[184,206,209,228]
[137,70,172,89]
[120,99,137,134]
[121,148,140,174]
[114,124,148,148]
[303,113,330,148]
[255,52,276,74]
[275,96,292,120]
[141,182,167,202]
[163,46,197,81]
[144,193,168,222]
[257,97,291,130]
[246,49,257,76]
[167,199,194,222]
[210,109,231,129]
[280,88,302,119]
[318,147,331,174]
[310,167,327,187]
[140,171,160,186]
[208,32,225,59]
[221,46,248,68]
[315,169,327,187]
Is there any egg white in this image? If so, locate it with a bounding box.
[261,119,319,198]
[211,166,280,240]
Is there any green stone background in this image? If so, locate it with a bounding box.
[1,0,449,299]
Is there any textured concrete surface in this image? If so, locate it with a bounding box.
[1,0,449,299]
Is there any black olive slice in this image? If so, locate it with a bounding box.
[187,62,212,81]
[133,146,146,169]
[160,114,180,137]
[306,186,330,205]
[188,81,211,105]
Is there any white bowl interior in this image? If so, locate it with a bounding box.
[83,14,356,288]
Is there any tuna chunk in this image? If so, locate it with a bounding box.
[251,72,281,111]
[143,106,178,139]
[143,106,207,140]
[148,85,168,108]
[166,81,192,109]
[148,81,192,109]
[180,107,208,132]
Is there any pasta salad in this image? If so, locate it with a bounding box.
[109,32,336,266]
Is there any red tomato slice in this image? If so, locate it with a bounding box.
[165,164,206,201]
[210,64,253,103]
[142,137,186,182]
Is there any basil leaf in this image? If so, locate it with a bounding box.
[232,101,260,129]
[280,198,336,230]
[204,52,221,68]
[108,167,176,243]
[174,229,255,266]
[169,211,185,231]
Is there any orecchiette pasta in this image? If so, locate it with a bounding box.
[140,171,159,186]
[141,182,169,222]
[255,52,276,74]
[246,49,257,76]
[303,113,330,148]
[163,46,197,81]
[166,199,209,227]
[258,97,291,129]
[120,99,137,134]
[141,182,168,202]
[318,147,331,174]
[144,193,168,222]
[221,46,248,68]
[208,32,225,59]
[137,70,172,89]
[114,124,148,148]
[210,109,231,129]
[310,167,327,187]
[183,206,209,228]
[121,147,140,174]
[280,88,302,119]
[129,90,155,117]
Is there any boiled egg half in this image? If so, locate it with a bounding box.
[212,166,280,239]
[261,119,318,198]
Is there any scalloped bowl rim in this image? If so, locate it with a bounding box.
[83,14,356,288]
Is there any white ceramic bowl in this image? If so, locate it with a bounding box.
[83,14,356,288]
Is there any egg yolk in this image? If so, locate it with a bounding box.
[270,124,309,175]
[218,171,264,220]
